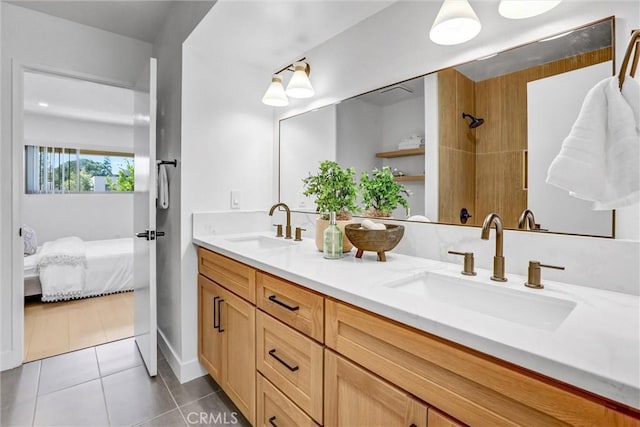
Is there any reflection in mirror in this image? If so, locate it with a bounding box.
[279,17,614,237]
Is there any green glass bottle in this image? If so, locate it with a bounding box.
[323,212,343,259]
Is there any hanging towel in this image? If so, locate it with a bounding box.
[546,76,639,210]
[157,164,169,209]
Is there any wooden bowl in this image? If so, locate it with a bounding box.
[344,223,405,262]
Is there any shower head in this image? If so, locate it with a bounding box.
[462,113,484,129]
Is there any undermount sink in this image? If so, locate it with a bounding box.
[385,272,576,331]
[224,235,295,250]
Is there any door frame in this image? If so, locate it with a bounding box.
[7,60,135,370]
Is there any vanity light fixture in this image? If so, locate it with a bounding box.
[286,61,314,99]
[498,0,561,19]
[261,75,289,107]
[262,58,314,107]
[429,0,481,46]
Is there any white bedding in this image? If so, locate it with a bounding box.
[24,237,133,302]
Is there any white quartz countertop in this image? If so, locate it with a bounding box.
[193,232,640,409]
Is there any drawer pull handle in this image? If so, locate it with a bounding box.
[268,295,300,311]
[213,297,225,333]
[268,416,278,427]
[268,349,299,372]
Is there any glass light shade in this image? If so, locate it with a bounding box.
[262,74,289,107]
[429,0,481,46]
[286,62,315,98]
[498,0,561,19]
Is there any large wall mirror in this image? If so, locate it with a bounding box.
[280,17,615,237]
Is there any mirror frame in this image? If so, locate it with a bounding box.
[278,16,617,239]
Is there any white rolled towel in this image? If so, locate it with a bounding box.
[361,219,386,230]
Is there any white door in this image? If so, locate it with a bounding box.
[133,58,158,376]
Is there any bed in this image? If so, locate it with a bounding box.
[24,237,134,302]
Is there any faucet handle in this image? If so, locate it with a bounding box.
[448,251,477,276]
[273,224,283,237]
[525,260,565,289]
[294,227,306,241]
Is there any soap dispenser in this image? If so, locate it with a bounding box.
[323,212,343,259]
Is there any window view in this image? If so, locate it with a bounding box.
[25,145,134,193]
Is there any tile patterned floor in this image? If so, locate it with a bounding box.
[0,337,250,426]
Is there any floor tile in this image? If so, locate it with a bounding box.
[181,392,250,426]
[0,397,36,426]
[0,360,40,409]
[96,337,143,377]
[136,408,187,427]
[102,365,176,426]
[33,379,108,426]
[158,358,220,406]
[38,347,100,396]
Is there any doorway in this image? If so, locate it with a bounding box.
[18,69,137,362]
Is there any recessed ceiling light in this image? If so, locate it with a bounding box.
[37,101,49,108]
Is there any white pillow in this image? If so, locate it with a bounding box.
[23,225,37,256]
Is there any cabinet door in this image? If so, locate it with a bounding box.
[220,285,256,426]
[324,350,427,427]
[198,275,223,383]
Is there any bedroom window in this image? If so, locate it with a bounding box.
[24,146,134,194]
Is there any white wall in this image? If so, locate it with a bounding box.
[23,194,133,243]
[152,1,214,382]
[528,61,613,236]
[1,2,152,369]
[24,113,133,151]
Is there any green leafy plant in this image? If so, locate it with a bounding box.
[359,166,409,217]
[302,160,358,220]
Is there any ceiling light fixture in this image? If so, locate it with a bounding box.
[430,0,481,46]
[262,58,314,107]
[498,0,561,19]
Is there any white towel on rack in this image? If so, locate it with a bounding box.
[157,164,169,209]
[546,76,639,210]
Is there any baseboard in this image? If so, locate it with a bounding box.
[157,328,207,384]
[1,350,22,372]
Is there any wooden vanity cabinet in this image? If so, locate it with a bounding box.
[198,249,256,426]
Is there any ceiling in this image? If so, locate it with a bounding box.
[5,0,207,43]
[24,71,134,125]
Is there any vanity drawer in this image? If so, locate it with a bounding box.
[325,299,637,426]
[256,272,324,342]
[256,373,319,427]
[256,311,323,423]
[198,247,255,303]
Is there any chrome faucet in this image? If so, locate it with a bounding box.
[518,209,539,230]
[481,213,507,282]
[269,203,292,239]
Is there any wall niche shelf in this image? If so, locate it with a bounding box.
[376,147,425,158]
[394,175,424,182]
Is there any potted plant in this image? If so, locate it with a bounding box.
[302,160,358,251]
[360,166,409,218]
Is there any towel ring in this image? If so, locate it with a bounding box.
[618,29,640,90]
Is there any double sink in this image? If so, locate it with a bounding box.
[222,234,576,332]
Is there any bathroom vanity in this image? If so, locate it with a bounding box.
[194,232,639,426]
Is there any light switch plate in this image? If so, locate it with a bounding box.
[230,190,240,209]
